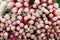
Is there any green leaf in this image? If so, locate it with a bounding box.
[55,0,60,7]
[30,0,35,6]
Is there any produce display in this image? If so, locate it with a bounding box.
[0,0,60,40]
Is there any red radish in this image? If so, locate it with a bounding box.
[19,29,24,34]
[16,20,20,24]
[24,16,29,21]
[45,25,49,29]
[29,9,35,13]
[17,16,22,20]
[19,23,24,28]
[17,0,24,3]
[0,23,4,28]
[49,38,52,40]
[10,26,15,31]
[26,33,31,37]
[12,0,17,3]
[52,17,58,22]
[35,13,40,17]
[40,33,46,37]
[7,2,15,9]
[0,1,7,15]
[24,8,29,12]
[16,26,20,31]
[52,38,55,40]
[30,29,34,34]
[49,9,53,13]
[24,0,30,3]
[52,22,57,26]
[42,3,47,7]
[40,20,44,23]
[18,7,24,14]
[57,20,60,24]
[48,21,52,25]
[40,23,44,27]
[38,5,41,9]
[52,0,55,2]
[31,16,36,20]
[42,0,47,2]
[49,13,54,18]
[48,0,55,4]
[1,18,6,23]
[53,3,59,8]
[54,9,60,16]
[6,27,10,31]
[34,0,40,5]
[5,0,12,2]
[12,36,17,40]
[24,2,29,7]
[4,14,10,20]
[31,35,35,39]
[29,25,34,29]
[43,36,47,40]
[47,5,53,9]
[11,17,16,22]
[41,7,49,14]
[15,2,23,8]
[1,0,60,40]
[41,29,46,33]
[50,34,54,38]
[37,24,41,29]
[29,20,34,24]
[33,4,37,8]
[3,32,8,39]
[44,20,49,24]
[37,29,41,34]
[42,14,46,18]
[14,32,19,36]
[24,25,28,29]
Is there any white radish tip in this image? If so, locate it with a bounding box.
[7,2,15,9]
[16,26,20,31]
[47,5,53,9]
[4,32,8,37]
[42,0,47,2]
[30,9,35,13]
[42,3,47,7]
[15,2,23,8]
[24,2,29,7]
[29,20,34,24]
[24,16,28,21]
[24,8,29,12]
[34,0,40,5]
[12,7,17,13]
[6,27,10,31]
[17,16,22,20]
[19,23,24,27]
[15,32,19,36]
[24,25,28,29]
[53,3,59,8]
[11,26,15,31]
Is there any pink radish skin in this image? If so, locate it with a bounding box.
[12,36,17,40]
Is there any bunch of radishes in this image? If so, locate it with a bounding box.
[0,0,60,40]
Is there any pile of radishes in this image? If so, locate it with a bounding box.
[0,0,60,40]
